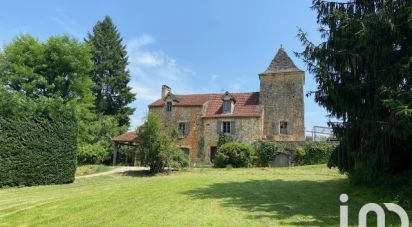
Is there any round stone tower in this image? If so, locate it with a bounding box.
[259,47,305,141]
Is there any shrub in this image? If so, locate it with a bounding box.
[297,142,337,165]
[138,113,188,173]
[78,143,107,164]
[256,142,278,167]
[214,142,256,168]
[0,89,77,187]
[169,147,189,169]
[217,133,234,148]
[294,146,306,165]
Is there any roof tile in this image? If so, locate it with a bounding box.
[261,47,302,74]
[149,92,262,118]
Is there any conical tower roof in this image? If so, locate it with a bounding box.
[261,47,302,74]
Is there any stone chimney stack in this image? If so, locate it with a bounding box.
[161,85,171,99]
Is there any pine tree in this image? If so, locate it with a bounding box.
[86,16,135,128]
[298,0,412,185]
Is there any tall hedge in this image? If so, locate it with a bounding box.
[0,88,78,187]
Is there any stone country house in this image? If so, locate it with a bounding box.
[148,47,305,165]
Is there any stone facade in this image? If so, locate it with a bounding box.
[148,48,305,165]
[202,117,263,161]
[149,105,204,162]
[259,71,305,141]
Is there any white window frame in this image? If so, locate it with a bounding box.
[222,121,231,133]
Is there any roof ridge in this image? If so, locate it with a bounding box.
[172,91,260,96]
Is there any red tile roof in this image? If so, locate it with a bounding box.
[149,94,210,107]
[149,92,262,118]
[112,131,138,143]
[204,92,261,118]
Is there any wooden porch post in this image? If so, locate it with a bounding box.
[113,143,119,166]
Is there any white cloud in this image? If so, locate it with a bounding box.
[127,34,154,50]
[126,34,196,129]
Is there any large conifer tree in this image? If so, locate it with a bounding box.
[86,16,135,128]
[299,0,412,185]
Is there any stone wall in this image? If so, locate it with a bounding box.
[149,105,204,164]
[201,117,263,163]
[259,71,305,141]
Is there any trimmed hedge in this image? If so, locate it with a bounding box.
[214,142,256,168]
[0,89,77,187]
[295,142,337,165]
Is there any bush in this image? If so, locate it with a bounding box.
[169,147,189,169]
[138,113,188,173]
[256,142,278,167]
[296,142,337,165]
[78,143,107,164]
[0,89,77,187]
[217,133,234,148]
[214,142,256,168]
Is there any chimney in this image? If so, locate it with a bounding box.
[161,85,171,99]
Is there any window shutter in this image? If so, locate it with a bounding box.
[216,121,222,133]
[185,122,190,135]
[272,122,278,135]
[288,121,294,134]
[231,121,236,134]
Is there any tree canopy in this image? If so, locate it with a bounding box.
[86,16,135,128]
[298,0,412,184]
[0,35,94,106]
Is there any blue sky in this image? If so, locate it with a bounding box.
[0,0,331,133]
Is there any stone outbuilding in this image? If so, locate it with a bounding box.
[148,47,305,165]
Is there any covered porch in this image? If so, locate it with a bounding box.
[111,131,139,165]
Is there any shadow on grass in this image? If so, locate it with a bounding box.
[120,169,179,177]
[120,170,154,177]
[182,178,404,226]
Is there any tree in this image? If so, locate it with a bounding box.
[138,113,188,173]
[0,35,94,106]
[298,0,412,185]
[0,34,95,141]
[0,34,114,163]
[86,16,135,128]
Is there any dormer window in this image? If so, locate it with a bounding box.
[221,91,236,114]
[166,101,172,111]
[223,100,231,114]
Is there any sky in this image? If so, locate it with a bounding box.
[0,0,332,133]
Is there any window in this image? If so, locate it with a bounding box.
[178,122,186,136]
[222,121,231,133]
[181,148,189,156]
[166,101,172,111]
[280,121,288,134]
[223,100,231,114]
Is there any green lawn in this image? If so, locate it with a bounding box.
[0,165,408,226]
[75,165,116,176]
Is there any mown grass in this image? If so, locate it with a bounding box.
[0,165,409,226]
[75,165,116,176]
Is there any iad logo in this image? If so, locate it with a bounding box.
[340,194,409,227]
